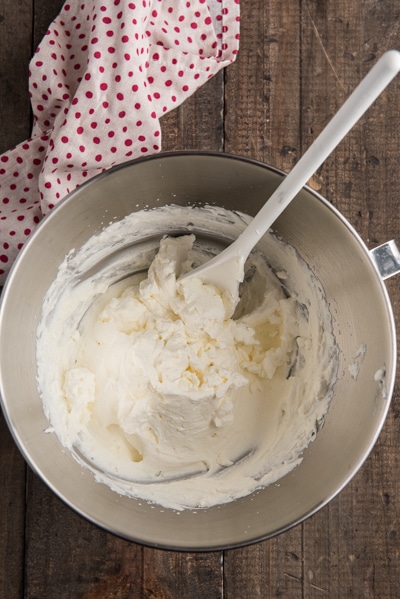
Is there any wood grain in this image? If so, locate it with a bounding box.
[0,0,33,153]
[1,0,400,597]
[225,0,302,173]
[0,0,33,597]
[161,71,225,152]
[0,419,25,598]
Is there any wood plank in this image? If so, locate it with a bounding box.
[0,0,33,153]
[161,71,225,152]
[0,418,26,599]
[0,1,33,597]
[225,0,303,173]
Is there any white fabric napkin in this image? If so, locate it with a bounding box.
[0,0,240,284]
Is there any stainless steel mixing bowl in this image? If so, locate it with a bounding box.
[0,152,397,550]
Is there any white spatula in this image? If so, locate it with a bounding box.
[181,50,400,306]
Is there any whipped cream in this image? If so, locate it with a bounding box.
[36,205,338,510]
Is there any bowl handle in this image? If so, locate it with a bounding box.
[370,240,400,279]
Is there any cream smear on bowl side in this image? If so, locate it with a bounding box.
[36,205,338,510]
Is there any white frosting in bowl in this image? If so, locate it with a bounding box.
[36,205,338,510]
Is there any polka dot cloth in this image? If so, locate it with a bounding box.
[0,0,240,284]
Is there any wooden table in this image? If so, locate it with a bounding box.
[1,1,399,597]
